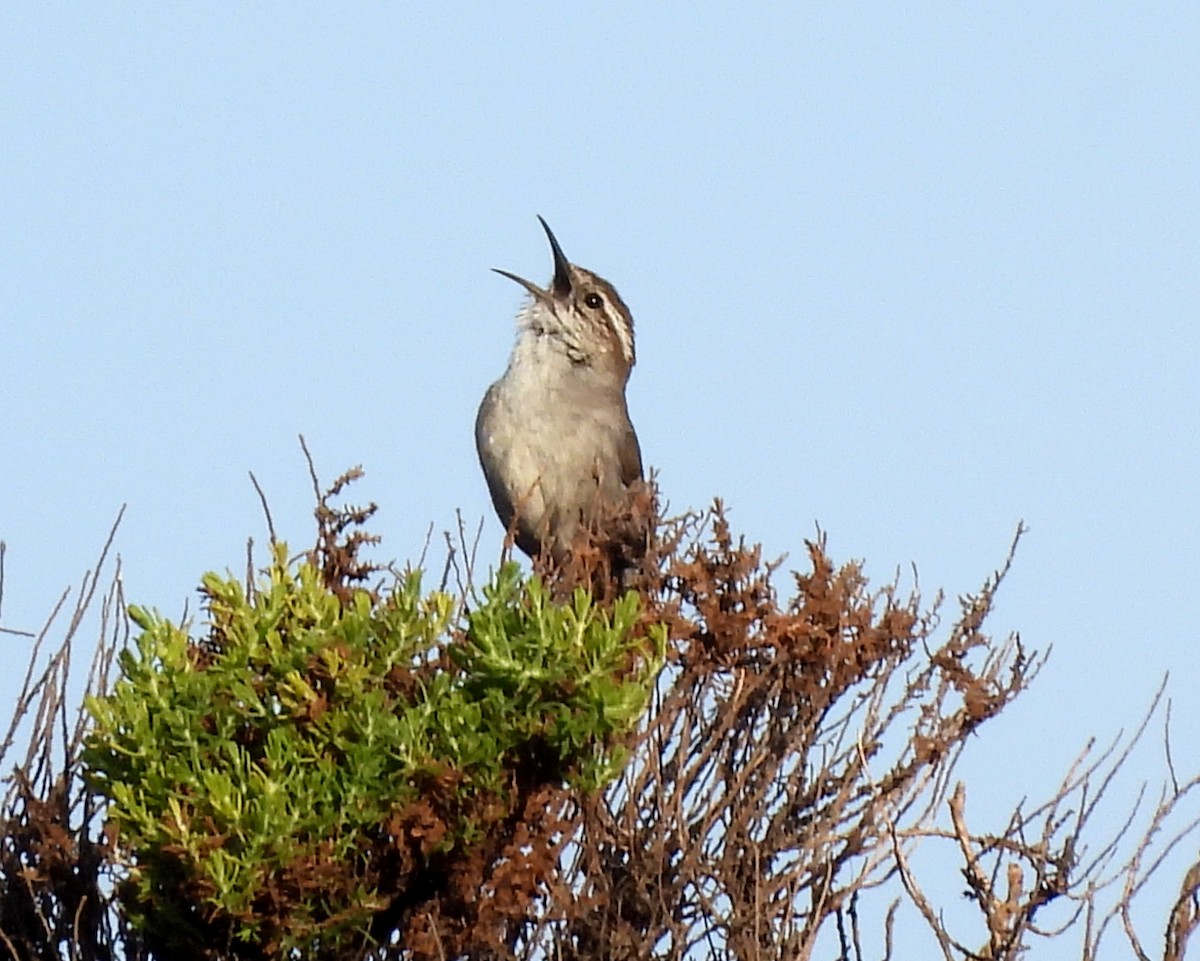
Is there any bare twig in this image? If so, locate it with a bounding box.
[248,470,277,544]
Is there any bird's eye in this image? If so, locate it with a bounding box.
[584,292,603,309]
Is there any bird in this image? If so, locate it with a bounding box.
[475,216,643,563]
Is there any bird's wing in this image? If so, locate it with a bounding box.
[475,382,517,532]
[619,414,644,486]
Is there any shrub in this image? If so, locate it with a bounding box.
[83,544,665,960]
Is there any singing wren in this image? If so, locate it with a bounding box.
[475,217,643,560]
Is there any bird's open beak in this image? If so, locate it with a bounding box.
[492,215,573,303]
[538,216,573,299]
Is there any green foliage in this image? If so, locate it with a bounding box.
[456,563,659,791]
[82,544,664,959]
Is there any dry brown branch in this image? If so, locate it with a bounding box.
[879,675,1200,961]
[299,435,382,604]
[248,470,278,544]
[0,511,134,961]
[497,510,1038,961]
[887,807,958,961]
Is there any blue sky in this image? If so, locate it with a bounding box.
[3,4,1198,953]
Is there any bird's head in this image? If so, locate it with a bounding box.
[494,216,636,379]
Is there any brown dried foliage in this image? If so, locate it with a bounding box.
[510,502,1034,960]
[486,492,1200,961]
[353,780,579,961]
[301,437,384,605]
